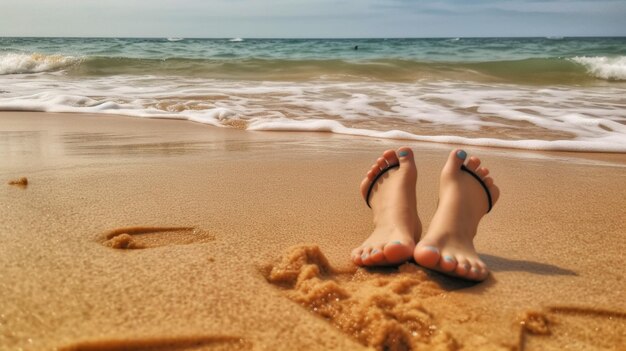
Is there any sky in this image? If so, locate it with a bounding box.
[1,0,625,38]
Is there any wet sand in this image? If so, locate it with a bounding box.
[1,112,625,351]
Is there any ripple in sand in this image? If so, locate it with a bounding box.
[262,245,458,351]
[98,226,214,250]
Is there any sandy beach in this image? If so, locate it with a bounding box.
[1,111,625,350]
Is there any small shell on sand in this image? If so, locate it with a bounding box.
[8,177,28,187]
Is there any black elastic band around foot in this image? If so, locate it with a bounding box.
[365,163,400,208]
[460,164,493,213]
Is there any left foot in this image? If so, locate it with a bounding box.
[351,147,422,267]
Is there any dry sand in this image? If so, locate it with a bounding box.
[1,112,625,351]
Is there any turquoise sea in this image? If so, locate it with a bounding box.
[1,37,625,151]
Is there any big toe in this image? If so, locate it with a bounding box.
[442,149,467,176]
[397,147,416,169]
[413,245,441,268]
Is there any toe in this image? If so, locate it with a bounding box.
[414,244,441,269]
[476,261,489,280]
[352,247,364,266]
[372,162,381,170]
[361,247,374,265]
[382,149,399,166]
[383,240,414,264]
[376,157,388,170]
[489,184,500,204]
[483,177,500,204]
[483,176,494,187]
[476,167,489,179]
[468,264,482,280]
[442,149,467,176]
[396,147,414,166]
[466,156,481,171]
[366,168,377,181]
[455,258,471,277]
[369,244,386,263]
[397,147,417,178]
[439,253,458,272]
[360,177,371,199]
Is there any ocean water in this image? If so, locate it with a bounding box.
[1,37,625,152]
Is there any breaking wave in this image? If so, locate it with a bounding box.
[3,52,626,83]
[570,56,626,81]
[0,53,81,75]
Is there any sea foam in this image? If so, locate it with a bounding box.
[1,75,625,153]
[0,53,80,75]
[571,56,626,81]
[246,119,626,153]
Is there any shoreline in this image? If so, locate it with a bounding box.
[3,110,626,160]
[1,111,625,350]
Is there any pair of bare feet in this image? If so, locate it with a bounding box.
[351,147,500,281]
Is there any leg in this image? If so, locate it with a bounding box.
[352,147,422,266]
[413,149,500,281]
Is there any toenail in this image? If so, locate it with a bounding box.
[372,249,379,254]
[362,253,368,259]
[422,246,440,253]
[472,267,479,273]
[456,150,467,160]
[444,255,455,262]
[399,150,409,157]
[391,241,403,245]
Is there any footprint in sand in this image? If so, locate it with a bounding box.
[98,226,214,250]
[7,177,28,188]
[58,335,251,351]
[518,307,626,351]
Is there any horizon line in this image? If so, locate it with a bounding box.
[2,35,626,40]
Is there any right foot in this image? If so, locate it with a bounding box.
[351,147,422,267]
[413,149,500,281]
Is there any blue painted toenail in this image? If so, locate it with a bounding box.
[472,267,479,273]
[372,249,379,254]
[362,253,368,259]
[399,150,409,157]
[444,255,455,262]
[456,150,467,160]
[392,241,403,245]
[423,246,440,253]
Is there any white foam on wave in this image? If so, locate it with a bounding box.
[571,56,626,81]
[0,53,81,75]
[0,75,625,153]
[0,91,226,127]
[246,118,626,153]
